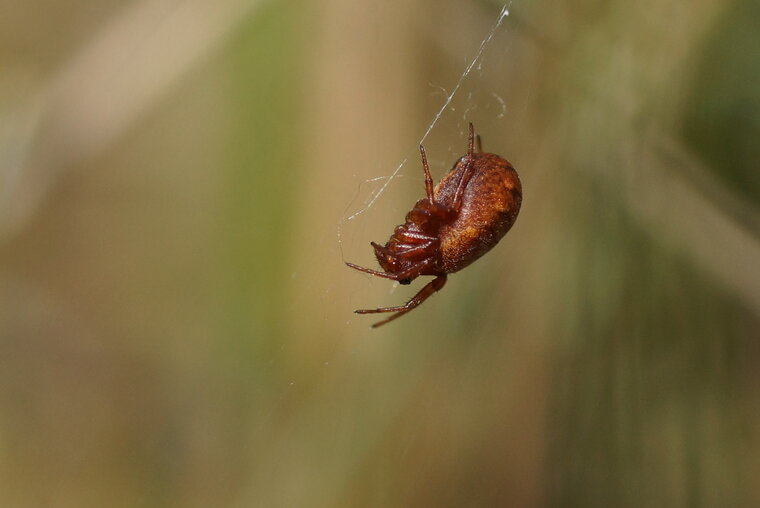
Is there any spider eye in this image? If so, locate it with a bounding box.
[399,278,412,285]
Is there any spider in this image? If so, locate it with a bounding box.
[346,123,522,327]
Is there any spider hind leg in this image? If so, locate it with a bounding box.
[355,274,447,328]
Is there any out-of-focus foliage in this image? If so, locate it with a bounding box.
[0,0,757,507]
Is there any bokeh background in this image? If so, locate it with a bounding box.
[1,0,758,506]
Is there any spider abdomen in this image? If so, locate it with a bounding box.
[435,153,522,273]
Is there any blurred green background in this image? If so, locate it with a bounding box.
[1,0,758,506]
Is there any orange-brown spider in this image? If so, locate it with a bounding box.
[346,123,522,327]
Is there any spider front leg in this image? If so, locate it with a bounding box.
[355,274,447,328]
[345,257,433,282]
[344,262,400,281]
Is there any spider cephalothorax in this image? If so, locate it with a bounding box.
[346,123,522,327]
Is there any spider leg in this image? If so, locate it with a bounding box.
[452,159,475,212]
[467,122,475,156]
[391,257,433,281]
[345,262,399,281]
[345,257,432,282]
[355,274,448,328]
[394,241,434,255]
[418,144,435,204]
[397,230,437,243]
[450,124,479,212]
